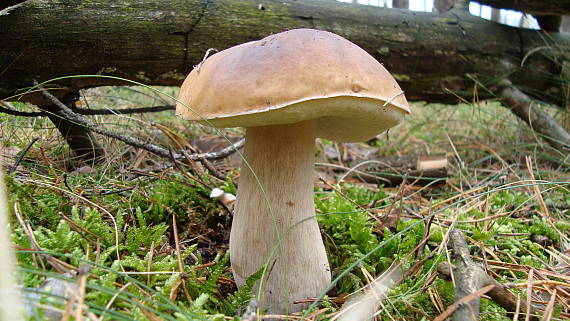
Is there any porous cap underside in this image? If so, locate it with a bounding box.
[176,28,410,142]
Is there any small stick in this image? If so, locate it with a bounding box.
[196,155,227,181]
[171,213,192,303]
[74,265,90,321]
[499,79,570,150]
[513,293,521,321]
[542,288,557,321]
[147,241,155,286]
[9,136,39,173]
[415,200,434,260]
[13,201,47,271]
[433,285,495,321]
[525,269,534,321]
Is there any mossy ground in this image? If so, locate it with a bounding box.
[1,86,569,320]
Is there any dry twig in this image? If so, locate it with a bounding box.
[0,101,174,117]
[33,80,244,163]
[438,229,539,321]
[171,213,192,303]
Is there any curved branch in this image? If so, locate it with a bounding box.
[34,82,243,162]
[498,80,570,150]
[0,101,174,117]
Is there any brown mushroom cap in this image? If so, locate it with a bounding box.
[176,28,410,142]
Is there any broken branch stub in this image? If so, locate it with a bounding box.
[438,229,539,321]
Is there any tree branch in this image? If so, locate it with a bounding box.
[34,81,243,163]
[498,80,570,151]
[0,101,43,116]
[0,101,174,117]
[438,229,539,321]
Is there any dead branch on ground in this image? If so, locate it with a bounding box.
[33,81,243,168]
[498,80,570,151]
[35,92,106,165]
[438,229,539,321]
[1,101,174,117]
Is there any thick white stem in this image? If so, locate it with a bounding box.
[230,120,331,314]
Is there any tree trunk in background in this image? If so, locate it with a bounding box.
[1,0,569,107]
[393,0,408,9]
[491,8,501,23]
[434,0,456,12]
[563,16,570,32]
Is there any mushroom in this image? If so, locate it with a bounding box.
[176,29,410,314]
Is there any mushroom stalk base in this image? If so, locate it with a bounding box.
[230,120,331,315]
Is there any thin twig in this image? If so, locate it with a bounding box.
[525,269,534,321]
[82,187,134,197]
[71,105,174,115]
[74,265,90,321]
[0,102,43,116]
[438,229,540,321]
[34,80,244,162]
[0,102,174,117]
[35,80,177,158]
[101,282,131,320]
[196,155,227,181]
[172,213,192,303]
[147,241,155,286]
[432,285,495,321]
[13,200,66,272]
[9,136,39,173]
[187,138,245,162]
[542,288,557,321]
[415,200,434,260]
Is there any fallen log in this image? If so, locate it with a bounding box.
[476,0,570,16]
[1,0,569,107]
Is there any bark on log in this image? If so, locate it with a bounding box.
[1,0,569,107]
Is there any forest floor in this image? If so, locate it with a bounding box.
[1,86,569,320]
